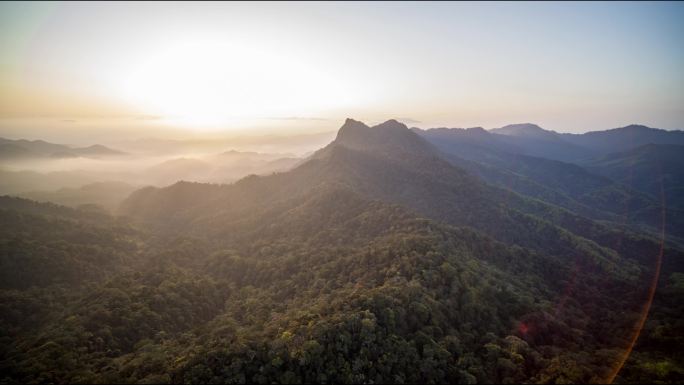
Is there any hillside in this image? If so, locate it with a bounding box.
[416,128,684,242]
[584,144,684,211]
[18,181,139,211]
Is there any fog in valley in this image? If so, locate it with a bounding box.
[0,131,337,211]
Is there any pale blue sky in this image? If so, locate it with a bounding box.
[1,1,683,139]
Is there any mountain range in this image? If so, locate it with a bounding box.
[0,119,682,383]
[414,123,684,163]
[0,137,126,160]
[414,125,684,243]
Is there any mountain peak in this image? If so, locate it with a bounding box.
[325,118,438,160]
[490,123,560,139]
[335,118,411,144]
[618,124,656,132]
[494,123,543,133]
[335,118,370,141]
[375,119,406,130]
[343,117,366,126]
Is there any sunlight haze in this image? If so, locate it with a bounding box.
[1,1,683,140]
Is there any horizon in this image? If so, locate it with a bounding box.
[0,117,681,148]
[1,1,683,143]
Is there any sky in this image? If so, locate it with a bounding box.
[0,1,683,143]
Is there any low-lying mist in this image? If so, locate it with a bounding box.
[0,132,339,211]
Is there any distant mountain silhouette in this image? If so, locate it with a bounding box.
[0,143,32,159]
[19,181,138,211]
[489,124,593,161]
[73,144,126,157]
[417,123,684,164]
[490,123,561,140]
[562,124,684,154]
[413,123,589,162]
[0,137,126,160]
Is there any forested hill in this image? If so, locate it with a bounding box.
[1,119,683,383]
[3,187,682,383]
[584,144,684,211]
[120,119,682,274]
[415,128,684,243]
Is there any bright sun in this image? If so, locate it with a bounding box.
[119,41,354,130]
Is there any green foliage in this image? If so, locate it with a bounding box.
[1,190,678,384]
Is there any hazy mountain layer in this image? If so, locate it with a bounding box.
[0,137,126,160]
[414,123,684,163]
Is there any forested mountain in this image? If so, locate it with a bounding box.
[416,128,684,243]
[413,124,684,164]
[414,124,591,162]
[487,124,594,162]
[1,119,683,384]
[583,144,684,211]
[562,125,684,154]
